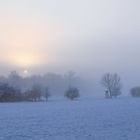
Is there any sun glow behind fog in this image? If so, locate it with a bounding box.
[0,18,65,68]
[8,52,39,67]
[0,20,48,68]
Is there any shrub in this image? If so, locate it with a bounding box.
[130,87,140,97]
[65,86,80,100]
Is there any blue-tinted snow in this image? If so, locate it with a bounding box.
[0,97,140,140]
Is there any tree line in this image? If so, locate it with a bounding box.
[0,71,140,102]
[0,71,80,102]
[0,83,50,102]
[0,82,80,102]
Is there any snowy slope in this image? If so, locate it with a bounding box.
[0,97,140,140]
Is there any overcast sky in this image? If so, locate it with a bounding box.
[0,0,140,93]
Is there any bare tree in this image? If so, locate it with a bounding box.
[101,73,122,98]
[29,84,42,101]
[64,71,76,87]
[42,87,50,101]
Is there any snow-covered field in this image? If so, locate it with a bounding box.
[0,97,140,140]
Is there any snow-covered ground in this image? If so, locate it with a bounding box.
[0,97,140,140]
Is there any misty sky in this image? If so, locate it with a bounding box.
[0,0,140,93]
